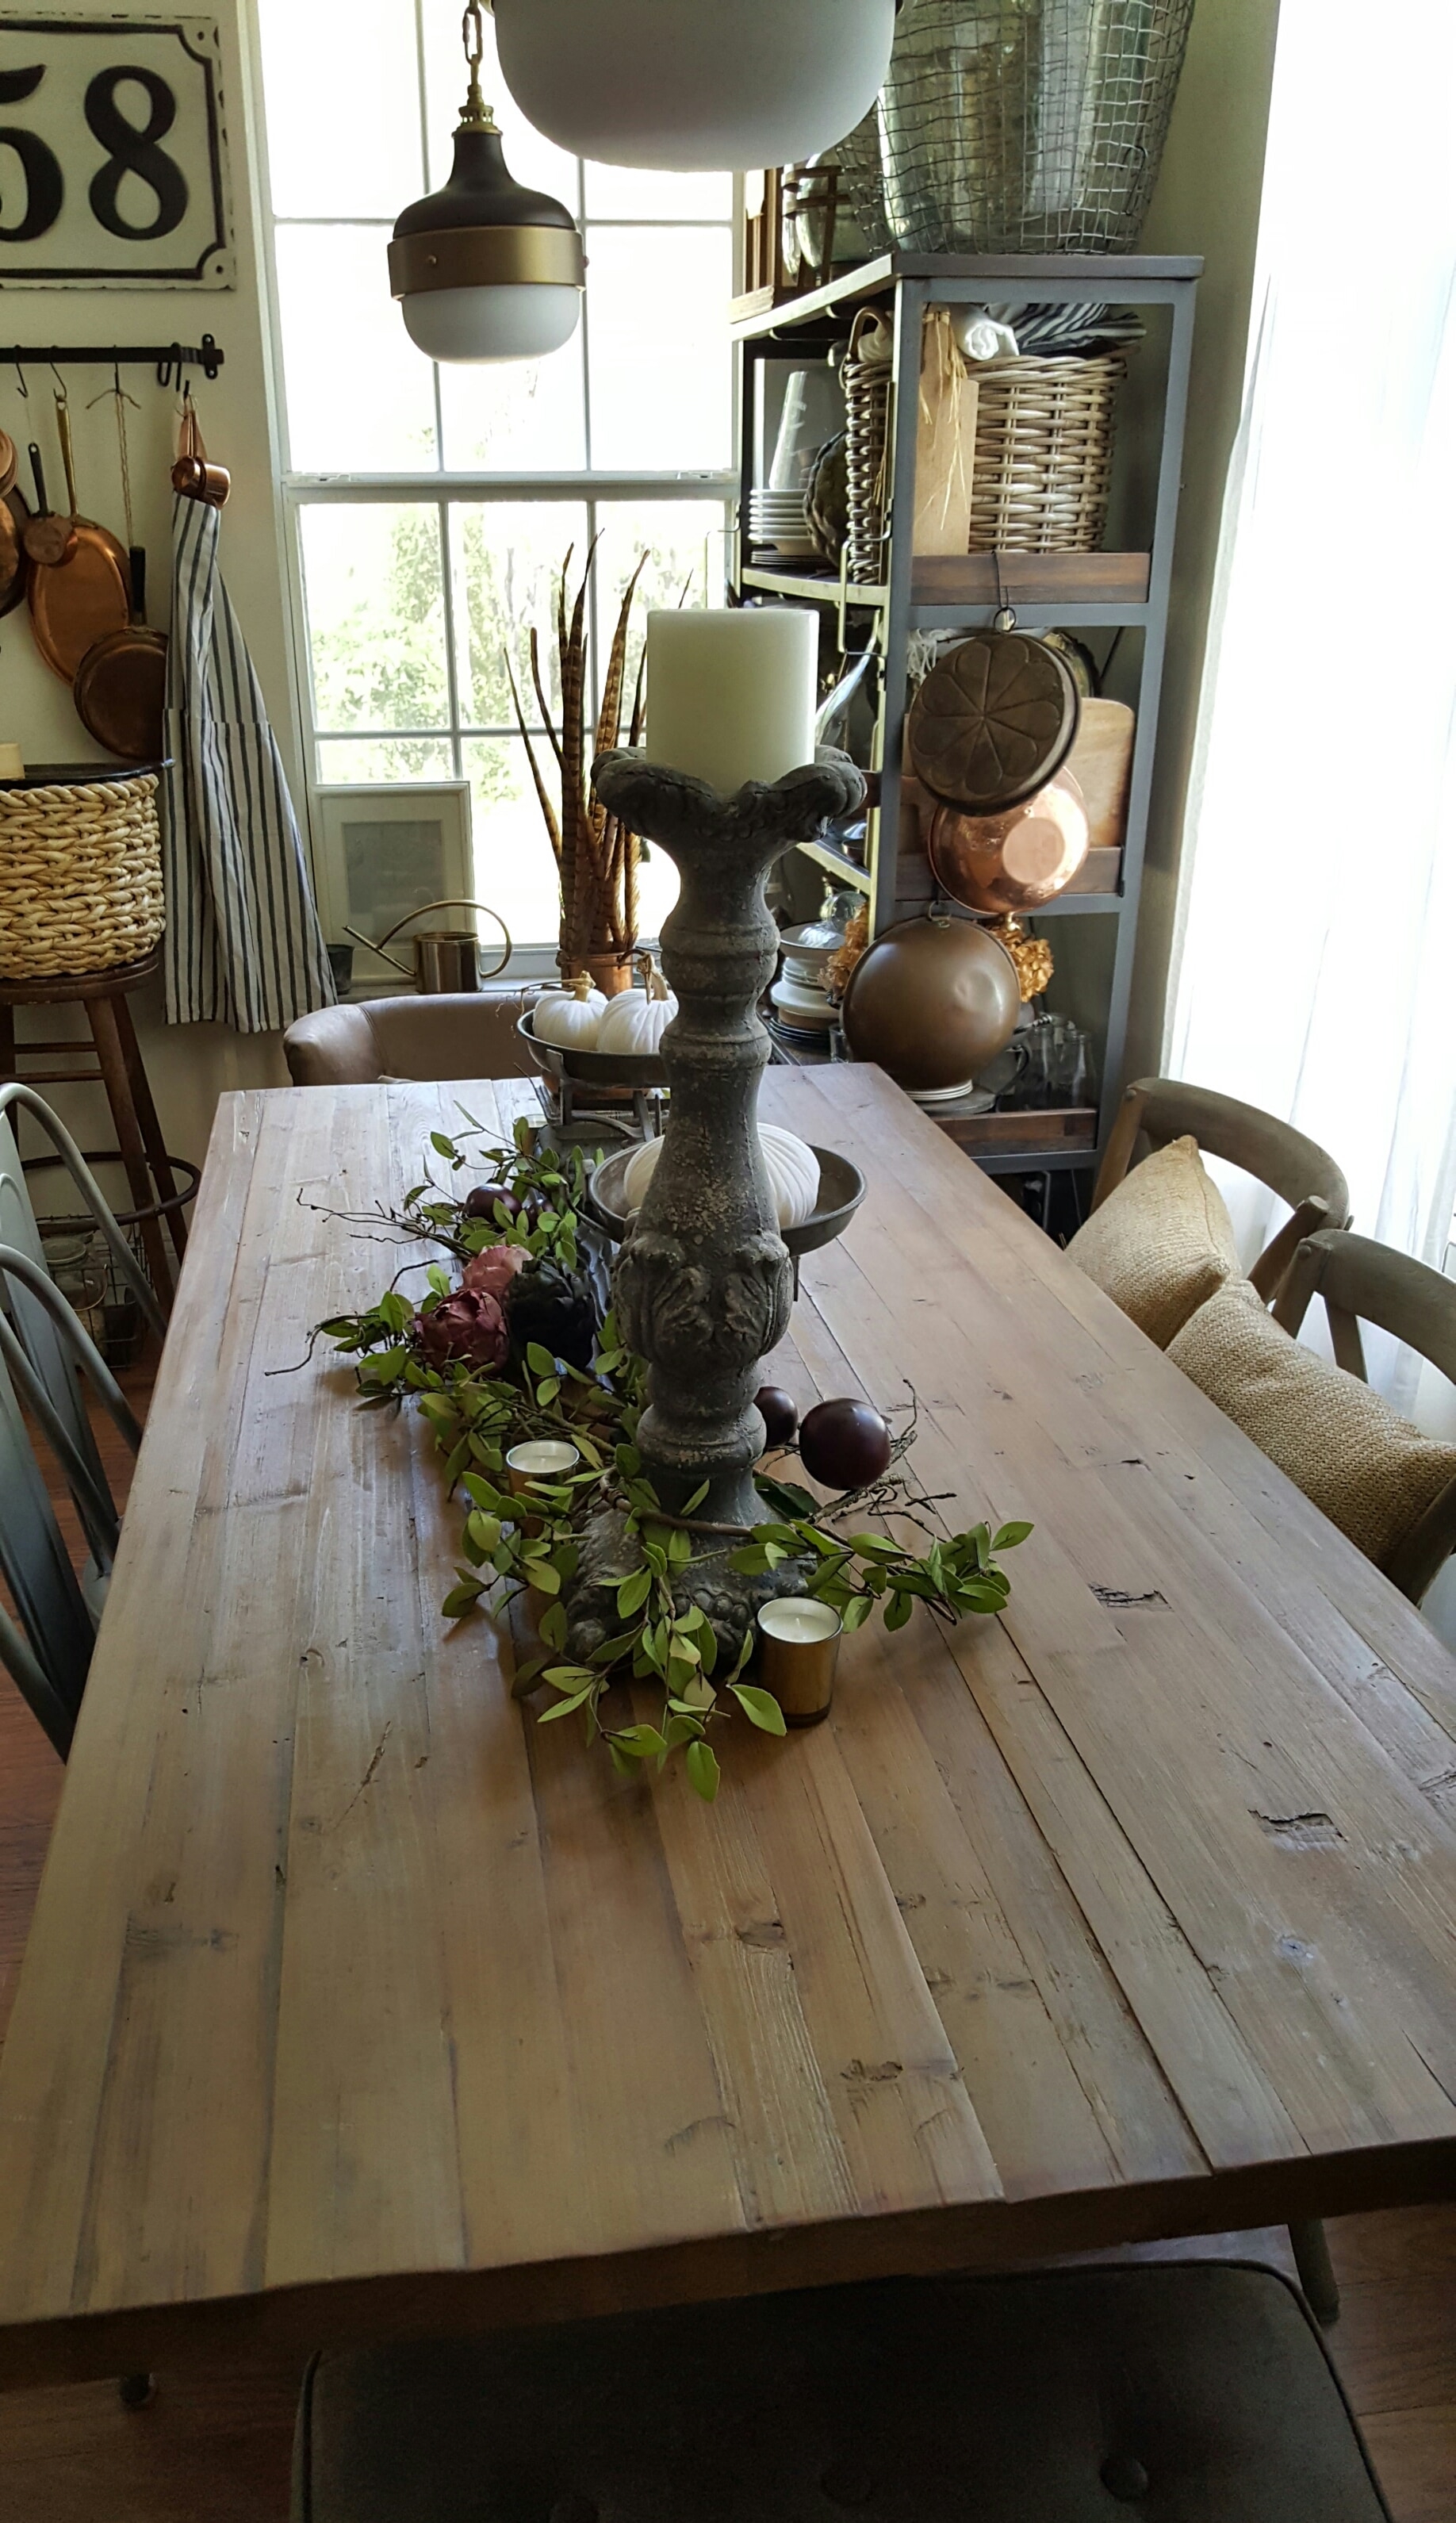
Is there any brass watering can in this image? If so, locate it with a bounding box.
[346,899,512,994]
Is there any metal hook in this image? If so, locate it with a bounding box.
[991,548,1017,633]
[12,360,28,401]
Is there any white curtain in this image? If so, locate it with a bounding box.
[1163,0,1456,1405]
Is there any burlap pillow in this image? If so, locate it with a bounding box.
[1169,1277,1456,1571]
[1067,1135,1240,1348]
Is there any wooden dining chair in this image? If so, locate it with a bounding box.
[290,2263,1392,2522]
[1274,1230,1456,1605]
[1094,1079,1351,1298]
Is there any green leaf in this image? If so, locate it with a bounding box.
[525,1343,557,1376]
[730,1684,787,1737]
[681,1480,710,1515]
[462,1473,506,1513]
[611,1724,667,1760]
[615,1566,653,1617]
[883,1591,913,1631]
[615,1444,642,1478]
[427,1264,450,1297]
[753,1473,818,1520]
[681,1673,716,1712]
[608,1739,642,1777]
[662,1712,701,1751]
[685,1739,721,1802]
[726,1628,755,1682]
[466,1511,502,1553]
[430,1131,459,1161]
[443,1436,470,1488]
[535,1377,561,1407]
[539,1601,569,1649]
[667,1528,693,1565]
[442,1580,485,1618]
[841,1593,875,1631]
[545,1664,597,1690]
[531,1559,562,1597]
[849,1533,904,1560]
[992,1520,1034,1552]
[538,1687,594,1724]
[318,1315,360,1339]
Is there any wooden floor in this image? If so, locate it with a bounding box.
[0,1379,1452,2521]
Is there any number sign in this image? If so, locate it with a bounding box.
[0,17,232,286]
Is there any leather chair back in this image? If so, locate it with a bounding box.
[284,988,539,1087]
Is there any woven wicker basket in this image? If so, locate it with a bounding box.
[842,344,1124,572]
[844,312,893,585]
[0,773,164,982]
[967,353,1123,553]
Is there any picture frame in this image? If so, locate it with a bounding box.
[313,782,473,986]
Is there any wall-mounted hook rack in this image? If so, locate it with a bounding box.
[0,336,224,388]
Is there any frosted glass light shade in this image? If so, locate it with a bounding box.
[400,282,581,362]
[494,0,895,171]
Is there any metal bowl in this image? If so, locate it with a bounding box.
[588,1142,866,1260]
[516,1010,669,1091]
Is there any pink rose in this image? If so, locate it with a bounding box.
[462,1242,527,1302]
[417,1286,508,1371]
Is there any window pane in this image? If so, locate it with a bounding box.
[449,502,590,730]
[438,340,586,472]
[590,500,729,719]
[422,6,579,206]
[316,737,455,784]
[301,506,450,733]
[258,0,423,218]
[585,228,734,470]
[464,736,679,951]
[276,228,436,472]
[466,737,565,951]
[584,166,732,220]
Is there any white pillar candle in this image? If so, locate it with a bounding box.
[643,608,817,797]
[758,1597,841,1644]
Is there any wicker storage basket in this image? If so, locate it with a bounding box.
[844,310,893,584]
[0,773,164,981]
[967,353,1123,553]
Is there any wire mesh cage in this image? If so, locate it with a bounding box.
[841,0,1194,257]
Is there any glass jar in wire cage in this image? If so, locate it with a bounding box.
[841,0,1194,257]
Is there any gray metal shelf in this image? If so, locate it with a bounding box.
[733,249,1200,1176]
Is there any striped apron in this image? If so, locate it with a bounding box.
[161,494,335,1030]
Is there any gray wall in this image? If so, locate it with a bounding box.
[1121,0,1282,1083]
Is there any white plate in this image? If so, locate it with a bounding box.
[907,1080,994,1110]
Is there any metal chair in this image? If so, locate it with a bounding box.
[1094,1079,1351,1298]
[1274,1229,1456,1605]
[0,1086,163,1754]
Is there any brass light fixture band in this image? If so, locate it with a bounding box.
[389,224,586,297]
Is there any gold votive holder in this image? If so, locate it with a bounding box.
[756,1595,842,1727]
[506,1440,580,1536]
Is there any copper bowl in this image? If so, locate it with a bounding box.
[927,768,1090,915]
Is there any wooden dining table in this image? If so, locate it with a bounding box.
[1,1062,1454,2388]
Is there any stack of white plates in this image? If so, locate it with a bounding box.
[770,922,842,1037]
[748,487,815,558]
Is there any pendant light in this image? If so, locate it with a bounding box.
[490,0,897,174]
[389,2,584,364]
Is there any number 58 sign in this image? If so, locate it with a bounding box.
[0,16,232,286]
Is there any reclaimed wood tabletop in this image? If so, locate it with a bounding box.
[1,1064,1454,2387]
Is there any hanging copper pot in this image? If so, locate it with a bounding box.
[0,484,30,617]
[927,769,1090,914]
[841,912,1021,1097]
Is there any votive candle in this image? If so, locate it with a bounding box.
[756,1593,842,1727]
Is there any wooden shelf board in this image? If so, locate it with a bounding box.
[797,838,872,894]
[742,566,887,607]
[910,552,1150,608]
[932,1102,1098,1156]
[733,250,1202,339]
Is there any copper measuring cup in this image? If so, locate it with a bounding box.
[171,396,230,508]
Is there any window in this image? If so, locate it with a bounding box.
[254,0,737,953]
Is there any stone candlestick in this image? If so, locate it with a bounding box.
[559,746,864,1663]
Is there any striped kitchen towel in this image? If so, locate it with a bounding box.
[161,493,334,1030]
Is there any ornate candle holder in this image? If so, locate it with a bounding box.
[559,746,866,1662]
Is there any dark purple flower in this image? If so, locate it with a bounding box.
[417,1286,508,1371]
[461,1243,527,1302]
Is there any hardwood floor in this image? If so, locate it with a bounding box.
[0,1386,1452,2521]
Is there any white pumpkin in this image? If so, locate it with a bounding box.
[596,961,678,1057]
[622,1121,820,1230]
[533,972,606,1049]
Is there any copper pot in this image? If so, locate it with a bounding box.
[841,913,1021,1096]
[927,769,1090,915]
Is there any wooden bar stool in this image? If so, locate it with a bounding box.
[0,950,194,1310]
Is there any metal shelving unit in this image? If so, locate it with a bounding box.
[732,251,1200,1176]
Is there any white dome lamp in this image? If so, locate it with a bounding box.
[489,0,897,174]
[389,1,585,363]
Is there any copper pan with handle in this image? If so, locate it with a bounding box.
[74,545,167,761]
[0,479,30,618]
[26,404,130,682]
